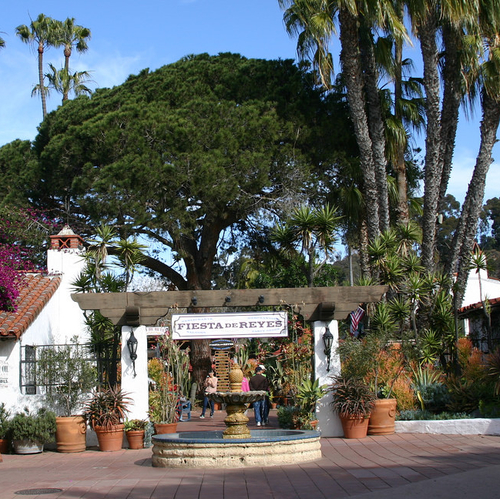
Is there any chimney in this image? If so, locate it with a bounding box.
[49,225,85,250]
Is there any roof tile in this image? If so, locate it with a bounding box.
[0,273,61,340]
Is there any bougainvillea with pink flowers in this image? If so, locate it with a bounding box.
[0,206,56,312]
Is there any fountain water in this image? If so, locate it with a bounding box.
[152,364,322,468]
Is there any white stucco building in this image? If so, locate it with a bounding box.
[0,226,88,414]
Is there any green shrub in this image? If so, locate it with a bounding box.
[10,408,57,444]
[0,402,11,438]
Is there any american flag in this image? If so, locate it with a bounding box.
[349,306,364,336]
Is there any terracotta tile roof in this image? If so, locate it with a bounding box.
[0,273,61,340]
[458,296,500,314]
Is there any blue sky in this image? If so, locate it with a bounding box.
[1,0,498,205]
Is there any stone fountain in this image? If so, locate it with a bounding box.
[152,364,321,468]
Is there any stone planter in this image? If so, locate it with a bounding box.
[12,439,44,454]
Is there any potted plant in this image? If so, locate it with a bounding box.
[36,338,96,452]
[0,403,11,454]
[330,376,376,438]
[337,332,402,435]
[148,334,189,434]
[296,378,327,429]
[84,385,131,451]
[149,382,180,434]
[124,419,147,449]
[10,407,57,454]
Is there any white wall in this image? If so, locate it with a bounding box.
[0,245,88,415]
[314,320,343,437]
[121,325,149,421]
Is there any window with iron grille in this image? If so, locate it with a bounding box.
[20,343,98,394]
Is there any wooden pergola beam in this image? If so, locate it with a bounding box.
[72,286,388,325]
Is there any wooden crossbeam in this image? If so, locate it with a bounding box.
[71,286,388,325]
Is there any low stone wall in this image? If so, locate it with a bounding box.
[152,430,322,468]
[395,418,500,435]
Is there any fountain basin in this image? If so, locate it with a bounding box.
[152,429,321,468]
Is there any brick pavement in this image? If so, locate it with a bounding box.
[1,409,500,498]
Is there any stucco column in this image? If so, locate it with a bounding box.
[121,325,149,421]
[313,320,343,437]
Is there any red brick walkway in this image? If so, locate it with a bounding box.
[1,409,500,498]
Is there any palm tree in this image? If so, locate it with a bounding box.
[271,203,341,286]
[45,64,93,103]
[16,14,57,118]
[53,18,91,101]
[279,0,406,244]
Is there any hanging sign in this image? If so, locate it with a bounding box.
[172,311,288,339]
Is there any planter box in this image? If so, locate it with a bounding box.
[395,418,500,435]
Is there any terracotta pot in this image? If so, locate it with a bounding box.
[310,419,319,430]
[368,398,397,436]
[154,422,178,434]
[95,424,124,452]
[12,439,44,454]
[126,430,145,449]
[56,416,87,453]
[0,438,10,454]
[339,413,369,439]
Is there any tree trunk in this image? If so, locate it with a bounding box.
[450,92,500,308]
[339,9,380,243]
[359,25,390,233]
[38,43,47,118]
[437,23,462,216]
[418,15,442,272]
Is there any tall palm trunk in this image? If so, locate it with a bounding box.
[437,23,463,216]
[339,9,380,242]
[393,4,409,224]
[450,92,500,308]
[359,25,390,232]
[418,14,442,272]
[38,42,47,118]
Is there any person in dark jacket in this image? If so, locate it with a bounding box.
[249,366,269,426]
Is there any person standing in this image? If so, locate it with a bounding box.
[259,364,270,425]
[200,370,217,418]
[249,366,269,426]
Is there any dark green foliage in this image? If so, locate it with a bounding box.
[10,408,57,444]
[16,53,345,290]
[0,403,11,438]
[397,410,471,421]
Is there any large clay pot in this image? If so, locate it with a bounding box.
[339,414,369,439]
[368,398,397,436]
[0,438,10,454]
[95,424,124,452]
[56,416,87,453]
[12,439,44,454]
[154,423,178,434]
[126,430,145,449]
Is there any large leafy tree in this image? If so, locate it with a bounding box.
[10,53,343,384]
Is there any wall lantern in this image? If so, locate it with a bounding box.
[127,329,138,377]
[322,326,334,372]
